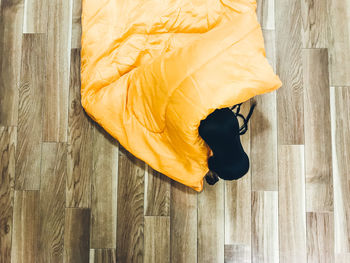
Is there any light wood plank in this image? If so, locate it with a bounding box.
[67,49,93,208]
[262,29,276,71]
[71,0,81,49]
[23,0,48,33]
[11,190,39,263]
[301,0,329,48]
[278,145,307,263]
[276,0,304,144]
[0,126,16,262]
[303,49,333,212]
[89,249,116,263]
[42,0,72,142]
[15,33,45,190]
[330,86,350,253]
[306,212,334,263]
[256,0,275,30]
[39,143,66,262]
[144,165,170,216]
[224,244,251,263]
[64,208,90,263]
[90,126,118,248]
[116,147,145,262]
[198,181,224,263]
[329,0,350,86]
[144,216,170,263]
[335,253,350,263]
[0,0,24,126]
[170,181,197,263]
[251,191,279,263]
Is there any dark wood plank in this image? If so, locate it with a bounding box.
[116,147,145,262]
[301,0,329,48]
[198,181,224,262]
[90,249,116,263]
[71,0,81,49]
[39,143,66,262]
[64,208,90,263]
[90,126,118,248]
[170,181,197,263]
[15,33,46,190]
[278,145,307,262]
[275,0,304,144]
[67,49,93,208]
[144,216,170,263]
[306,212,334,263]
[224,244,251,263]
[330,86,350,253]
[303,49,333,212]
[144,165,170,216]
[11,190,39,263]
[251,191,278,263]
[23,0,48,33]
[0,126,16,263]
[42,0,71,142]
[0,0,24,126]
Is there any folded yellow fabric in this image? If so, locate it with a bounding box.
[81,0,282,192]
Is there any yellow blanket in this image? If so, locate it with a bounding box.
[81,0,282,192]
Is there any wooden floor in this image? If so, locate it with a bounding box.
[0,0,349,262]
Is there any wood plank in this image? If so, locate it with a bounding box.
[303,49,333,212]
[15,34,45,190]
[42,0,72,142]
[0,0,24,126]
[330,86,350,253]
[11,190,39,263]
[251,191,279,263]
[198,181,224,262]
[144,165,170,216]
[67,49,93,208]
[89,249,116,263]
[225,101,251,246]
[301,0,329,48]
[256,0,275,30]
[71,0,81,49]
[90,126,118,248]
[262,29,276,71]
[275,0,304,144]
[38,143,66,262]
[278,145,307,263]
[224,244,251,263]
[336,253,350,263]
[328,0,350,86]
[306,212,334,263]
[144,216,170,263]
[0,126,16,263]
[170,181,197,263]
[64,208,90,263]
[23,0,48,33]
[116,147,145,262]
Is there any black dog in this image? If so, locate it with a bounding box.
[198,103,256,185]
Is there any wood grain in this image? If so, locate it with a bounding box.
[275,0,304,144]
[71,0,81,49]
[301,0,329,48]
[23,0,48,33]
[256,0,275,30]
[116,147,145,262]
[198,181,224,262]
[90,126,118,248]
[64,208,90,263]
[224,244,251,263]
[278,145,307,263]
[303,49,333,212]
[67,49,93,208]
[144,165,170,216]
[11,190,39,263]
[251,191,279,263]
[89,249,116,263]
[42,0,72,142]
[330,86,350,253]
[0,126,16,263]
[144,216,170,263]
[170,181,197,263]
[0,0,24,126]
[15,33,45,190]
[306,212,334,263]
[39,143,66,262]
